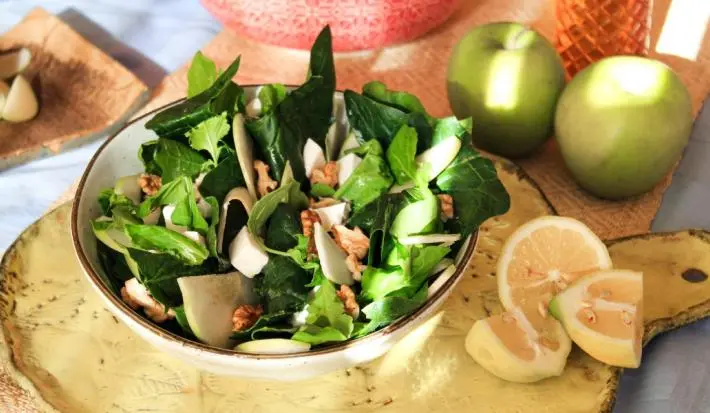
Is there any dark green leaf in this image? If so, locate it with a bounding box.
[362,81,431,121]
[435,144,510,235]
[432,116,473,146]
[137,177,208,233]
[145,56,241,139]
[187,51,217,98]
[386,125,418,185]
[173,305,196,337]
[264,204,302,252]
[231,311,297,341]
[125,224,209,265]
[154,138,206,182]
[357,284,428,337]
[138,140,161,175]
[97,189,136,217]
[247,180,309,251]
[256,255,311,314]
[334,140,394,211]
[348,193,406,266]
[198,149,246,204]
[185,112,230,164]
[96,241,134,293]
[204,196,220,257]
[310,183,336,198]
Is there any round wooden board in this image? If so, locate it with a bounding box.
[2,158,710,413]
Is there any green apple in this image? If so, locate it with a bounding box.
[555,56,693,200]
[447,22,565,158]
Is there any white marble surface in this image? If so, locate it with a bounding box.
[1,1,710,411]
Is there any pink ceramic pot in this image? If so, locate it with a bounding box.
[201,0,461,52]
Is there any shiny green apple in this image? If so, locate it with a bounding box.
[447,22,565,158]
[555,56,693,200]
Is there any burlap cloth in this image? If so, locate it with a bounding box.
[51,0,710,240]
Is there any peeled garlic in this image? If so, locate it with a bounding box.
[2,75,38,122]
[0,48,32,80]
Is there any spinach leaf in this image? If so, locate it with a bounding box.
[127,249,217,307]
[231,311,296,341]
[245,26,335,181]
[256,255,311,314]
[187,51,217,98]
[432,116,473,146]
[334,140,394,211]
[198,149,245,204]
[357,284,428,337]
[97,188,135,216]
[310,183,335,198]
[125,224,209,265]
[264,204,302,252]
[435,144,510,235]
[362,81,431,121]
[154,138,206,182]
[344,90,433,153]
[145,56,241,139]
[138,140,161,175]
[258,84,288,114]
[203,196,220,257]
[247,180,309,245]
[292,271,353,345]
[185,112,230,164]
[386,125,418,185]
[348,192,406,266]
[96,241,134,293]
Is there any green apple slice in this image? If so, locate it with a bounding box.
[398,233,461,246]
[114,174,142,205]
[389,193,439,238]
[178,272,258,349]
[313,222,353,285]
[235,338,311,354]
[232,114,258,200]
[414,136,461,181]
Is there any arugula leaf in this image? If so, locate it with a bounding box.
[247,180,309,243]
[256,255,311,314]
[386,125,418,185]
[362,81,431,121]
[348,193,406,266]
[186,112,230,164]
[145,56,241,139]
[435,143,510,235]
[125,224,209,265]
[97,188,135,216]
[258,84,288,114]
[203,196,220,257]
[127,249,218,307]
[284,234,320,271]
[292,271,353,345]
[154,138,206,182]
[245,26,335,181]
[198,149,246,204]
[432,116,473,146]
[310,183,335,198]
[187,51,217,98]
[231,311,297,341]
[344,90,433,153]
[264,204,302,252]
[334,140,394,210]
[138,140,161,175]
[357,284,428,337]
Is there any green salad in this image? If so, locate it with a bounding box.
[92,26,511,353]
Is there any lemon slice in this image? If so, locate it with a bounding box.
[465,303,571,383]
[549,269,643,368]
[497,216,612,311]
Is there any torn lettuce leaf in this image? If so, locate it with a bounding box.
[334,139,394,211]
[186,51,218,98]
[435,143,511,236]
[185,112,230,164]
[97,188,136,217]
[138,140,161,176]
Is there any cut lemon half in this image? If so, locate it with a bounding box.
[497,216,612,311]
[549,269,643,368]
[465,304,572,383]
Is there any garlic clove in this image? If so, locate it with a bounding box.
[0,48,32,80]
[2,75,39,123]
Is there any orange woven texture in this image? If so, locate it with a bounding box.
[132,0,710,240]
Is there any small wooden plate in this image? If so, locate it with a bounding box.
[0,7,149,170]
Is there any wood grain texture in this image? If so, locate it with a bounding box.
[0,7,149,170]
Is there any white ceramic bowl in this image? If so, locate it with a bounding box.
[71,87,477,381]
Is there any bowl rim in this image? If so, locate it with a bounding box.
[70,89,479,359]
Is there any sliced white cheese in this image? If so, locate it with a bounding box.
[114,174,142,205]
[290,305,310,327]
[235,338,311,354]
[232,114,258,200]
[338,130,360,159]
[196,198,212,219]
[415,136,461,181]
[142,208,161,225]
[228,226,269,278]
[245,97,262,118]
[303,138,326,178]
[313,202,350,230]
[2,74,38,123]
[0,48,32,80]
[313,222,353,285]
[398,233,461,246]
[182,231,207,248]
[337,153,362,186]
[428,265,457,298]
[162,205,188,233]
